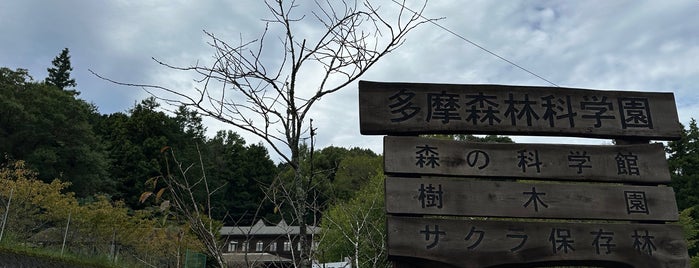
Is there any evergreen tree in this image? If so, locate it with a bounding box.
[0,68,32,156]
[0,67,111,196]
[95,98,194,207]
[666,118,699,260]
[45,48,77,93]
[668,119,699,210]
[204,130,277,225]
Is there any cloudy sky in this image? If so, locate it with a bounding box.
[1,1,698,161]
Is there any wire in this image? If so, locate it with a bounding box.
[391,0,560,87]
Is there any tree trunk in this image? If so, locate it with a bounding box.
[294,156,311,268]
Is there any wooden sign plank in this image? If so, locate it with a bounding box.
[387,216,689,268]
[359,81,682,140]
[384,136,671,183]
[385,176,679,221]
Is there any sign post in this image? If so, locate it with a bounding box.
[358,80,690,267]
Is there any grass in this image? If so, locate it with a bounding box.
[0,238,118,268]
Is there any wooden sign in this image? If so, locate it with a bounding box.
[384,136,671,183]
[362,79,689,266]
[359,81,682,140]
[387,216,690,268]
[385,176,679,221]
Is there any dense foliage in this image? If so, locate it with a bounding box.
[0,67,110,197]
[1,52,280,224]
[0,161,202,267]
[0,49,387,265]
[318,163,387,268]
[0,50,300,266]
[0,67,269,220]
[668,119,699,210]
[667,119,699,260]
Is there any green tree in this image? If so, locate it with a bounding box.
[0,67,110,196]
[204,130,277,225]
[121,106,278,266]
[667,118,699,259]
[680,207,699,256]
[306,146,379,208]
[0,67,32,87]
[312,146,378,183]
[94,98,205,207]
[667,119,699,210]
[271,145,379,227]
[0,160,201,267]
[331,154,382,201]
[318,169,388,268]
[0,68,32,152]
[424,133,514,143]
[0,160,77,242]
[45,48,77,93]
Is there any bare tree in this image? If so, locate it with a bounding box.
[98,0,434,266]
[321,192,388,268]
[142,146,227,267]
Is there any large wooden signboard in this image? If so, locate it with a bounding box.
[384,136,671,183]
[359,81,682,140]
[356,81,689,267]
[387,216,689,268]
[385,176,679,221]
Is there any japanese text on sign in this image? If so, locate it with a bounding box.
[386,136,671,183]
[413,144,641,176]
[360,81,682,140]
[417,224,659,256]
[389,90,653,130]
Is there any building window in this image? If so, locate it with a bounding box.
[297,242,302,251]
[228,241,238,252]
[283,241,292,251]
[242,242,249,252]
[269,241,277,251]
[256,241,264,252]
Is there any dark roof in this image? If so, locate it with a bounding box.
[219,219,321,236]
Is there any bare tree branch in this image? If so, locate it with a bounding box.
[153,147,226,267]
[95,1,435,266]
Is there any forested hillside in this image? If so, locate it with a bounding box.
[0,65,279,223]
[0,50,386,267]
[0,60,378,225]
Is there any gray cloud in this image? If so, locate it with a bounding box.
[1,0,697,159]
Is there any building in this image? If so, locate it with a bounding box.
[220,219,321,268]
